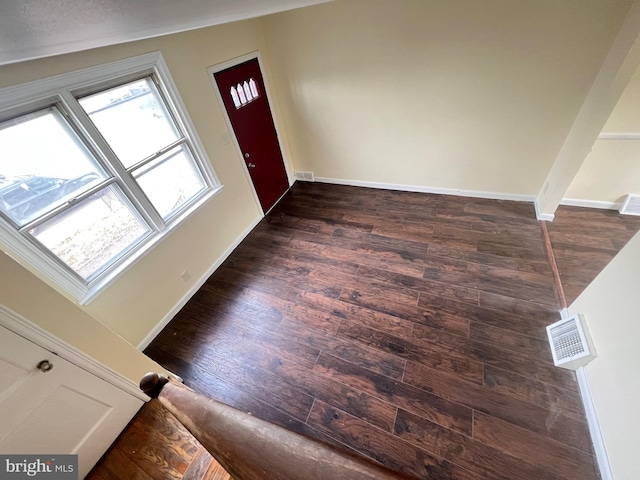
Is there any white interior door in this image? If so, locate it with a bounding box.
[0,325,143,478]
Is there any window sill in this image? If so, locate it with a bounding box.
[78,184,223,305]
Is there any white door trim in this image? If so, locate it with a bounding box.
[0,305,149,401]
[207,51,293,216]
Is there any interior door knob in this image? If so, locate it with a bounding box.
[247,163,256,168]
[244,153,250,158]
[37,360,54,373]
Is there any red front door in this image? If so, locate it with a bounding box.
[213,58,290,213]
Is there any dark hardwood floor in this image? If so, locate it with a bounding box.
[87,399,231,480]
[546,205,640,305]
[89,182,640,480]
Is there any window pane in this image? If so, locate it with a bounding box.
[29,185,150,280]
[79,78,180,168]
[133,146,205,219]
[0,109,107,227]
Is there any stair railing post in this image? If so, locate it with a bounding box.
[140,372,413,480]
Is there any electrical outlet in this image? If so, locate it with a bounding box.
[180,271,191,282]
[221,132,231,145]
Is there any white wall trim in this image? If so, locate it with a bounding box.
[576,367,614,480]
[137,214,263,350]
[562,308,613,479]
[534,1,640,217]
[0,304,149,401]
[314,176,536,203]
[534,198,555,222]
[206,51,295,215]
[560,198,620,210]
[598,132,640,139]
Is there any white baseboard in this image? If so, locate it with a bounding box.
[534,198,555,222]
[560,198,620,210]
[137,215,262,350]
[576,367,614,480]
[598,132,640,139]
[313,176,536,203]
[532,196,618,221]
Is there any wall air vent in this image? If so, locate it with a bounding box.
[619,194,640,216]
[294,171,315,182]
[546,314,597,370]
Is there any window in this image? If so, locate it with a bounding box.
[0,53,221,303]
[230,78,259,109]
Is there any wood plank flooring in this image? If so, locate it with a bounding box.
[88,183,640,480]
[86,399,232,480]
[546,205,640,305]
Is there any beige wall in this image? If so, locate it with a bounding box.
[0,1,636,370]
[570,231,640,480]
[565,139,640,204]
[535,1,640,216]
[565,62,640,204]
[0,251,164,384]
[603,60,640,132]
[0,19,290,346]
[262,0,630,196]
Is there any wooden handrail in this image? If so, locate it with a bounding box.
[140,373,414,480]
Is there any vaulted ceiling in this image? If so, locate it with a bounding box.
[0,0,331,66]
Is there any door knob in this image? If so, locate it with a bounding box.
[244,153,250,158]
[37,360,54,373]
[247,163,256,168]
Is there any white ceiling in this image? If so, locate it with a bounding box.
[0,0,331,66]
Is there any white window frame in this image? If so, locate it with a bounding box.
[0,52,222,305]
